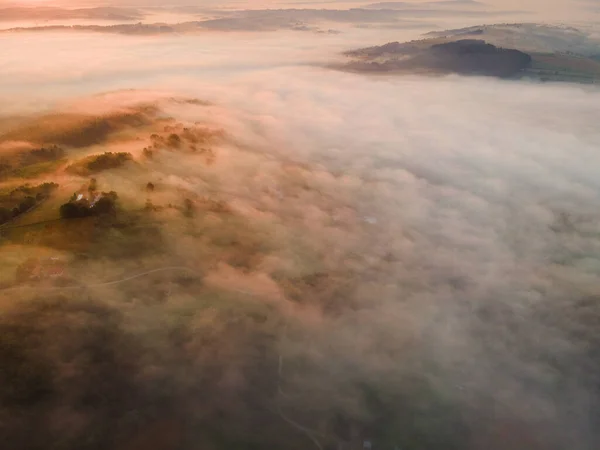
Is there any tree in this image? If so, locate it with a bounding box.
[88,178,98,193]
[92,193,117,215]
[168,133,182,148]
[183,198,195,217]
[59,201,90,219]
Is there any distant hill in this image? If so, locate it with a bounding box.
[340,24,600,84]
[363,0,484,10]
[0,6,143,22]
[423,24,600,56]
[343,39,532,78]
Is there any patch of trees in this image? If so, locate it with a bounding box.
[1,108,157,148]
[149,133,183,150]
[51,111,152,148]
[87,152,131,172]
[19,145,65,166]
[66,152,132,176]
[0,146,66,179]
[59,191,118,219]
[143,125,224,160]
[0,182,58,225]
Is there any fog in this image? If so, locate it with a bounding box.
[8,0,597,22]
[2,11,600,450]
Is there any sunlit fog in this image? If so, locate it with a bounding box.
[1,1,600,450]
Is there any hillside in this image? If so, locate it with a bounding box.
[340,24,600,83]
[344,38,532,78]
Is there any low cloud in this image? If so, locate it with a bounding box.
[0,5,144,22]
[1,23,600,450]
[0,2,528,34]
